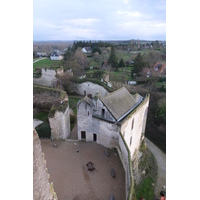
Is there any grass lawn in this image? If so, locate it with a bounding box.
[85,69,106,79]
[69,96,81,114]
[87,57,100,67]
[116,50,134,61]
[33,58,63,71]
[68,96,81,131]
[33,111,49,121]
[33,58,39,62]
[108,70,132,82]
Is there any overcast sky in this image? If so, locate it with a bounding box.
[33,0,166,41]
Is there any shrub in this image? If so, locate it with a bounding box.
[136,177,155,200]
[35,121,51,138]
[155,103,166,124]
[70,114,77,131]
[70,114,77,124]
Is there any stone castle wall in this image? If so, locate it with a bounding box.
[117,133,133,200]
[77,100,118,148]
[73,81,109,97]
[49,105,70,140]
[33,129,57,200]
[33,68,57,87]
[120,95,150,159]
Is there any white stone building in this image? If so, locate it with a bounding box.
[50,51,63,60]
[77,87,150,158]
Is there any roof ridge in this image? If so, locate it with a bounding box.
[100,87,126,100]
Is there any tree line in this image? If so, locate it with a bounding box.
[72,40,113,50]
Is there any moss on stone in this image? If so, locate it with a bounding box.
[48,101,68,118]
[33,84,66,99]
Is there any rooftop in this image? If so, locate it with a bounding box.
[100,87,143,121]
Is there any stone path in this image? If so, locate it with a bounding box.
[33,57,48,63]
[145,137,166,198]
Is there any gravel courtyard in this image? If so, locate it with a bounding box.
[41,139,125,200]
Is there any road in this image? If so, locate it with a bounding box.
[145,137,166,198]
[33,57,48,63]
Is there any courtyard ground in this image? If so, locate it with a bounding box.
[41,139,125,200]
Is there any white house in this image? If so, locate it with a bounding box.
[50,51,63,60]
[77,87,150,159]
[81,47,92,54]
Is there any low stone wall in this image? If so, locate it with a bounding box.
[33,129,57,200]
[72,81,109,97]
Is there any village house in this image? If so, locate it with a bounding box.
[81,47,92,54]
[153,63,166,76]
[77,87,149,158]
[50,50,63,60]
[36,51,48,57]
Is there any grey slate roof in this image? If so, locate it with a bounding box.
[100,87,143,121]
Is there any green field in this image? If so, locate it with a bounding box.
[33,58,62,71]
[108,68,132,82]
[116,50,135,61]
[33,111,49,121]
[69,96,81,114]
[85,69,106,79]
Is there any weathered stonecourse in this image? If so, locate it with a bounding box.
[33,129,57,200]
[77,87,149,159]
[48,100,70,140]
[48,93,70,140]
